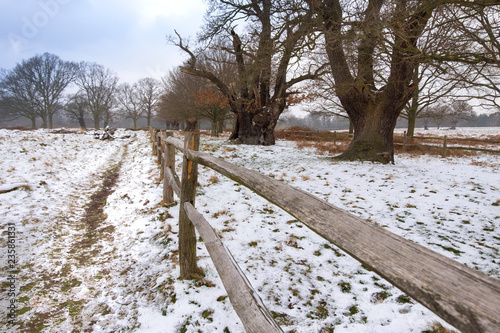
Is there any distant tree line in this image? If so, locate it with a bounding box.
[0,53,164,130]
[0,53,236,134]
[279,107,500,131]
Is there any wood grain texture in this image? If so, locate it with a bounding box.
[181,148,500,333]
[178,133,200,279]
[184,202,283,333]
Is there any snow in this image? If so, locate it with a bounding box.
[1,127,499,332]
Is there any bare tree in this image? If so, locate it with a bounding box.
[173,0,326,145]
[64,93,89,129]
[136,77,161,127]
[0,53,78,128]
[77,62,118,129]
[308,0,499,163]
[439,4,500,109]
[0,68,39,128]
[448,101,476,129]
[157,68,206,129]
[192,87,232,136]
[116,82,144,129]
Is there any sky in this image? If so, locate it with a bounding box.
[0,0,208,83]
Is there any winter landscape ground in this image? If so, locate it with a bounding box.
[1,127,499,332]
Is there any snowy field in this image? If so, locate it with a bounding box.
[0,128,499,332]
[394,126,500,138]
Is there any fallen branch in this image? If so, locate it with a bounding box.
[0,183,30,194]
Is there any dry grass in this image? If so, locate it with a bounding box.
[208,175,220,185]
[277,129,499,158]
[421,321,459,333]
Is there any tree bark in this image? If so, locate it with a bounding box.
[78,116,86,129]
[336,98,399,163]
[230,110,277,145]
[313,0,433,164]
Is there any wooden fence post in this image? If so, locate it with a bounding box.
[443,135,448,158]
[159,131,165,181]
[156,131,162,164]
[150,128,157,155]
[163,132,176,205]
[178,132,201,279]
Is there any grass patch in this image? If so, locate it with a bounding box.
[338,281,352,293]
[371,291,392,303]
[396,294,413,304]
[422,321,459,333]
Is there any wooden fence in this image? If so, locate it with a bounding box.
[150,128,500,333]
[397,135,500,157]
[275,129,500,157]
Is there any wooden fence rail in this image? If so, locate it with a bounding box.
[150,128,500,333]
[276,129,500,156]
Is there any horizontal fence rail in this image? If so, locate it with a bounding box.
[275,129,500,156]
[150,128,500,333]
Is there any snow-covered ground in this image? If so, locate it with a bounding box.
[0,128,498,332]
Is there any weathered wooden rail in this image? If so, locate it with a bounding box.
[150,128,500,333]
[397,135,500,157]
[276,129,500,156]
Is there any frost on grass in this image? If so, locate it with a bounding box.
[1,128,498,332]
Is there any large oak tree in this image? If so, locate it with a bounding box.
[174,0,326,145]
[308,0,499,163]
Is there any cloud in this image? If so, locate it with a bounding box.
[0,0,207,82]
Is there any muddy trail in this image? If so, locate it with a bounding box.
[69,161,122,266]
[14,145,128,332]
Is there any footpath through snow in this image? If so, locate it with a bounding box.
[1,128,499,332]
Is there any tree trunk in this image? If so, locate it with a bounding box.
[406,65,420,137]
[133,119,137,129]
[78,116,86,129]
[217,120,224,134]
[185,118,197,131]
[337,100,400,164]
[229,109,277,145]
[407,113,416,137]
[93,117,100,130]
[41,114,48,128]
[30,117,37,129]
[210,121,218,137]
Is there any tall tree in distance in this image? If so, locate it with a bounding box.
[0,68,39,128]
[0,53,78,128]
[173,0,326,145]
[137,77,161,127]
[192,87,231,136]
[64,93,89,129]
[117,82,144,129]
[157,68,205,129]
[77,62,118,129]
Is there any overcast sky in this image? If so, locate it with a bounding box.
[0,0,207,83]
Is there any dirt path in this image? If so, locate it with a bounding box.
[14,144,129,332]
